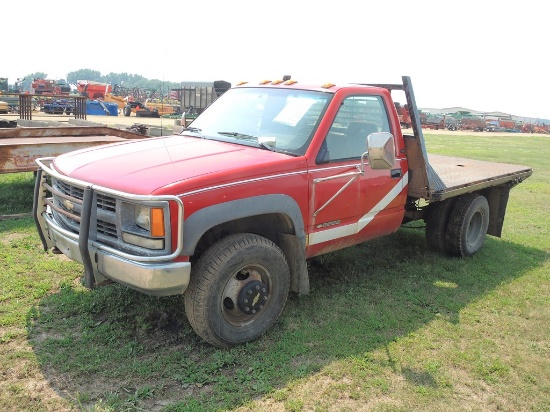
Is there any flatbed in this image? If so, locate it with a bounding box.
[427,154,532,201]
[0,125,146,174]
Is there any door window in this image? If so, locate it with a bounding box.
[319,95,390,162]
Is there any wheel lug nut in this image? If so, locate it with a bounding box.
[252,309,256,314]
[248,290,253,295]
[244,306,250,312]
[244,298,248,304]
[255,285,260,290]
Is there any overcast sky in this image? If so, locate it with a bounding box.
[4,0,547,120]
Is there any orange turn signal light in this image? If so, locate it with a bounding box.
[150,208,165,237]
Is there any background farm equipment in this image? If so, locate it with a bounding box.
[71,80,230,120]
[420,113,459,130]
[532,125,550,134]
[485,121,504,132]
[31,79,71,95]
[28,79,73,112]
[95,84,180,117]
[86,100,119,116]
[172,80,231,126]
[42,99,75,115]
[0,95,39,113]
[142,98,181,117]
[76,80,112,99]
[0,100,8,114]
[172,80,231,117]
[395,102,412,128]
[455,114,486,131]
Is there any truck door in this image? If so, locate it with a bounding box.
[307,94,408,256]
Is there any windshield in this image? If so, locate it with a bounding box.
[185,87,331,155]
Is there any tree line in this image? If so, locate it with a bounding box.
[6,69,183,96]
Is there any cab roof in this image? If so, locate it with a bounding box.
[233,78,386,94]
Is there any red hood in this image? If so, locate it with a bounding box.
[52,135,302,195]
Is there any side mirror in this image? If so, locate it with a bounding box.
[366,132,395,169]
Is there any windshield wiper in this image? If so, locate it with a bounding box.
[217,131,255,139]
[182,126,202,133]
[217,131,276,151]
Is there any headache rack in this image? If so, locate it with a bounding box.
[360,76,532,201]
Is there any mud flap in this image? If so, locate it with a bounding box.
[279,233,310,294]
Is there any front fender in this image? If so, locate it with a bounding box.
[182,194,305,256]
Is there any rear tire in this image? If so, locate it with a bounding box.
[445,193,489,257]
[184,233,290,348]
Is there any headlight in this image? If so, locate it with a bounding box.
[120,204,167,250]
[136,205,152,231]
[135,205,165,237]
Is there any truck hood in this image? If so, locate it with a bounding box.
[52,135,301,194]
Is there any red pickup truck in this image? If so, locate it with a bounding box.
[33,76,532,348]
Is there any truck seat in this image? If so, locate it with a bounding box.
[326,122,378,161]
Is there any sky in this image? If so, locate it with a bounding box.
[4,0,548,120]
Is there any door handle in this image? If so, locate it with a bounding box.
[391,168,402,178]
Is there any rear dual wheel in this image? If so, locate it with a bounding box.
[184,233,290,348]
[426,193,489,257]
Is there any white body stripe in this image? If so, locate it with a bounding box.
[309,172,409,246]
[178,164,356,198]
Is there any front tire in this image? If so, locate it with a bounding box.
[445,193,489,257]
[184,233,290,348]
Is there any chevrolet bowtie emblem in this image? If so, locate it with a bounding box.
[63,199,74,210]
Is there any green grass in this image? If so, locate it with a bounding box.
[0,172,35,215]
[0,133,548,411]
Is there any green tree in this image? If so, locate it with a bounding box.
[66,69,102,85]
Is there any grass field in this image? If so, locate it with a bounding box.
[0,132,548,411]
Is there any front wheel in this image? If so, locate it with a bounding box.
[445,193,489,257]
[184,233,290,348]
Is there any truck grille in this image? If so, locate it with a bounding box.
[36,160,180,260]
[51,177,118,241]
[56,179,84,200]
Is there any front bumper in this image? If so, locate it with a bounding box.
[42,213,190,296]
